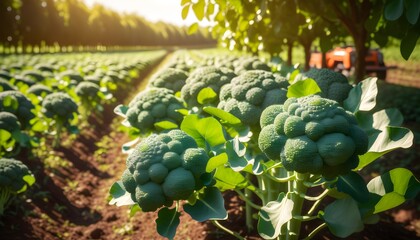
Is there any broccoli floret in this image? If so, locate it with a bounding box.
[58,70,84,86]
[84,76,101,85]
[258,95,368,178]
[217,70,289,126]
[0,71,12,80]
[180,66,236,108]
[234,57,271,75]
[0,158,34,215]
[42,92,78,148]
[302,68,353,103]
[0,112,21,134]
[0,90,35,129]
[12,77,36,87]
[124,88,185,133]
[35,64,56,73]
[75,81,102,119]
[0,79,15,91]
[42,92,78,122]
[149,68,189,93]
[21,70,45,82]
[26,84,53,96]
[121,129,209,212]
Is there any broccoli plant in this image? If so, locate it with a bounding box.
[148,67,189,93]
[218,70,289,126]
[0,112,30,157]
[180,66,236,108]
[259,95,368,179]
[299,68,353,103]
[41,92,79,148]
[75,81,111,120]
[0,90,35,130]
[115,87,185,136]
[0,158,35,216]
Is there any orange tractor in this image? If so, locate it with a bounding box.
[309,46,388,80]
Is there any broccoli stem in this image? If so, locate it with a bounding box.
[286,172,309,240]
[245,173,253,233]
[211,220,244,240]
[0,188,12,216]
[53,119,63,148]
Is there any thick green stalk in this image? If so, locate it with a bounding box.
[53,120,63,149]
[245,173,254,232]
[286,172,309,240]
[0,189,12,216]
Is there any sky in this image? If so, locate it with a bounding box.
[83,0,211,26]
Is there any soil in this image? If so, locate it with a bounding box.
[0,55,419,240]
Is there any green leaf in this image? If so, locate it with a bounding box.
[184,187,227,222]
[114,104,128,117]
[181,4,190,20]
[357,126,413,169]
[109,181,135,207]
[129,204,141,217]
[337,172,370,203]
[192,0,205,21]
[154,121,178,131]
[287,78,321,98]
[181,0,190,7]
[213,166,248,191]
[181,115,226,150]
[197,87,218,105]
[322,198,364,238]
[344,77,377,112]
[400,30,419,60]
[384,0,404,21]
[203,106,241,125]
[206,153,228,172]
[367,168,420,214]
[405,0,420,24]
[2,95,19,110]
[188,22,199,34]
[257,193,293,239]
[156,207,180,240]
[225,138,248,171]
[22,174,36,187]
[0,129,12,143]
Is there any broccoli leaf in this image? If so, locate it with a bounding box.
[156,207,180,240]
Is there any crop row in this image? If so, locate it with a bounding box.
[0,50,167,215]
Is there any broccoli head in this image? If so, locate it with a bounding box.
[42,92,78,123]
[0,79,15,91]
[217,70,289,126]
[26,84,53,96]
[75,81,101,100]
[0,90,35,129]
[0,158,34,215]
[120,129,209,212]
[302,68,353,103]
[21,70,45,82]
[149,68,189,93]
[0,112,21,134]
[125,88,185,133]
[234,57,271,75]
[58,70,84,86]
[180,66,236,108]
[258,95,368,178]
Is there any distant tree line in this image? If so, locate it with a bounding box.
[0,0,216,48]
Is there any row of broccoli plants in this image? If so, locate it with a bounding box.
[0,50,167,217]
[110,50,419,240]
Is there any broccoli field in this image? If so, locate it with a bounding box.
[0,48,418,240]
[1,1,420,240]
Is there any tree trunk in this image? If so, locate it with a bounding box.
[353,32,368,83]
[287,41,293,66]
[303,43,311,71]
